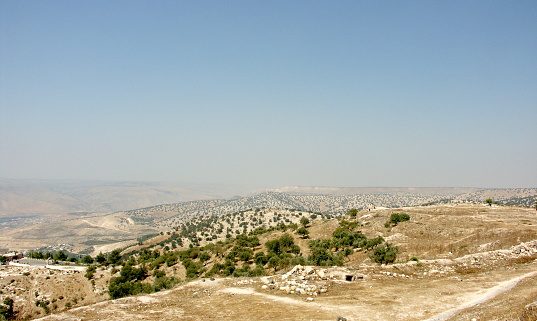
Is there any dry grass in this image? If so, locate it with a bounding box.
[5,204,537,321]
[509,254,537,265]
[518,307,537,321]
[453,265,482,275]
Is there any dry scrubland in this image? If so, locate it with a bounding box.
[2,188,535,255]
[1,204,536,320]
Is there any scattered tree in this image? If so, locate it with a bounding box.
[95,252,106,264]
[385,213,410,228]
[347,208,358,217]
[107,249,122,266]
[54,251,68,262]
[296,227,310,238]
[300,217,310,227]
[81,255,94,264]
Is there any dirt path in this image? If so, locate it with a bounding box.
[423,270,537,321]
[32,268,537,321]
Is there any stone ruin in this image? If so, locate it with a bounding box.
[260,265,365,296]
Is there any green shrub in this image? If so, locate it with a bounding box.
[296,227,309,238]
[346,208,358,217]
[254,252,268,266]
[307,247,344,266]
[385,213,410,227]
[265,234,295,255]
[0,297,14,320]
[108,279,153,299]
[153,270,165,278]
[153,276,180,292]
[369,243,399,264]
[81,255,94,264]
[107,265,150,299]
[198,252,211,262]
[85,265,96,280]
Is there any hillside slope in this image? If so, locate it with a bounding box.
[4,203,535,321]
[1,188,536,253]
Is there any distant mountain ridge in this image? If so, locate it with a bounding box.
[2,180,535,218]
[123,188,537,229]
[0,179,251,216]
[0,185,535,252]
[260,186,480,195]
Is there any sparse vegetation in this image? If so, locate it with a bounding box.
[3,200,537,320]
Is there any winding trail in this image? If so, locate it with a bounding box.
[423,270,537,321]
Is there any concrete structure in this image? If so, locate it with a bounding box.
[1,252,24,261]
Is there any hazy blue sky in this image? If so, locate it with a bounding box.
[1,1,536,188]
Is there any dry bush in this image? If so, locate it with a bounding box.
[453,265,482,275]
[518,306,537,321]
[509,255,537,265]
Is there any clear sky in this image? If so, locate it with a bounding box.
[1,1,536,188]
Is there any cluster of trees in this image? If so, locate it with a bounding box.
[26,250,107,265]
[102,252,180,299]
[72,209,403,301]
[369,243,399,264]
[163,208,325,251]
[83,250,122,266]
[308,220,388,266]
[108,264,151,299]
[26,251,69,261]
[199,235,265,278]
[263,234,304,270]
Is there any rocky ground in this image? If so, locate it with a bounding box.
[28,259,537,321]
[10,239,536,321]
[2,203,536,320]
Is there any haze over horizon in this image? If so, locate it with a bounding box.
[1,1,536,189]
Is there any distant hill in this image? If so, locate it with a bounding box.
[0,179,251,216]
[0,184,535,254]
[126,189,478,229]
[124,188,537,230]
[260,186,480,195]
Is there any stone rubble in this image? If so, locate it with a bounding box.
[260,265,365,296]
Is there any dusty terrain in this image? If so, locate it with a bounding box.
[1,203,535,321]
[0,264,111,319]
[29,259,537,321]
